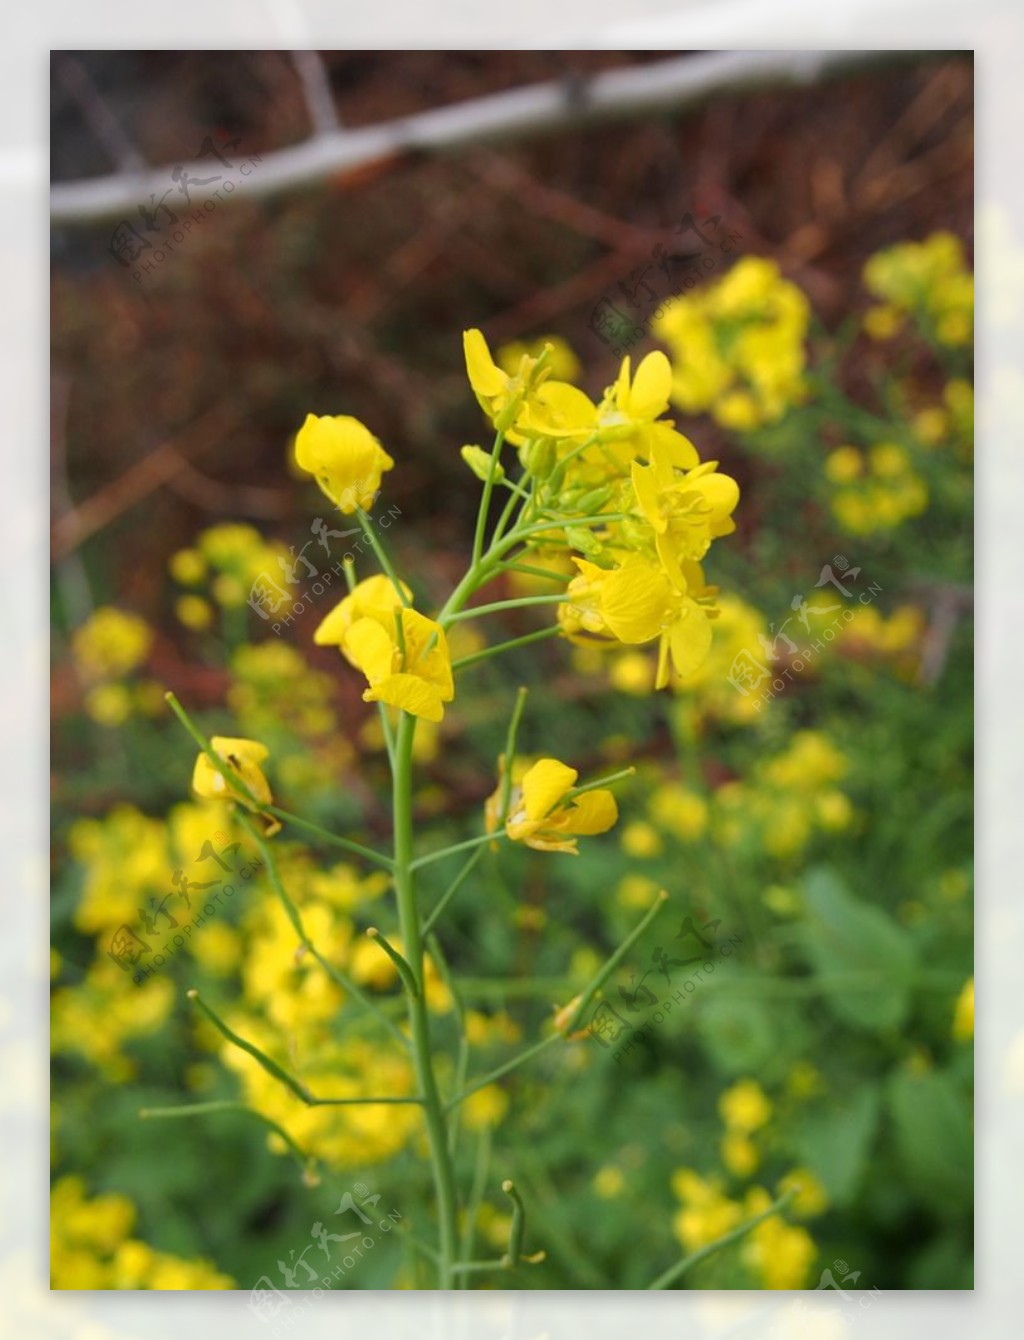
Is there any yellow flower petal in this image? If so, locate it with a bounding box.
[521,758,577,822]
[463,329,506,398]
[668,602,714,678]
[627,351,672,420]
[561,789,618,835]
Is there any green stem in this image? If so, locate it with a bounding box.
[410,831,504,872]
[565,765,635,800]
[499,685,529,823]
[356,506,410,606]
[446,1034,560,1112]
[263,806,393,869]
[491,470,532,544]
[452,626,561,673]
[367,926,419,1000]
[502,1179,526,1264]
[188,988,422,1107]
[392,711,460,1288]
[138,1100,314,1171]
[421,847,484,937]
[647,1189,797,1289]
[563,890,670,1034]
[496,561,568,582]
[444,592,567,622]
[459,1125,492,1282]
[489,512,631,560]
[473,426,507,567]
[238,813,408,1049]
[451,1259,509,1276]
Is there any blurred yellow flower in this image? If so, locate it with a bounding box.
[175,593,214,631]
[824,445,863,484]
[654,256,810,429]
[721,1132,760,1178]
[719,1078,772,1134]
[743,1201,817,1288]
[463,1083,510,1131]
[593,1165,626,1199]
[863,231,973,347]
[777,1167,829,1218]
[953,976,974,1041]
[498,333,581,383]
[621,819,663,859]
[72,607,153,682]
[84,682,134,727]
[650,783,708,841]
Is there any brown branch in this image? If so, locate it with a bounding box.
[51,50,886,226]
[51,401,240,558]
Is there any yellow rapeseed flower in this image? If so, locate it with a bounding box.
[294,413,395,513]
[499,757,618,855]
[561,554,717,687]
[315,577,453,722]
[719,1078,772,1134]
[631,444,739,583]
[192,736,280,836]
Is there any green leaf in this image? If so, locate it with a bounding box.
[799,867,917,1031]
[698,994,778,1075]
[887,1067,972,1212]
[791,1083,881,1206]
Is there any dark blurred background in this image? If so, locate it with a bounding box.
[51,50,972,670]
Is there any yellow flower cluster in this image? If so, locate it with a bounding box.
[464,332,740,687]
[295,330,740,713]
[51,957,175,1082]
[67,800,233,939]
[863,232,974,347]
[203,847,446,1167]
[824,442,928,534]
[838,603,924,677]
[54,800,248,1076]
[910,377,974,457]
[70,605,160,727]
[670,1166,819,1289]
[50,1176,233,1289]
[740,1186,819,1288]
[718,1077,772,1177]
[170,523,290,630]
[712,731,852,860]
[227,641,338,740]
[652,257,810,430]
[72,606,152,680]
